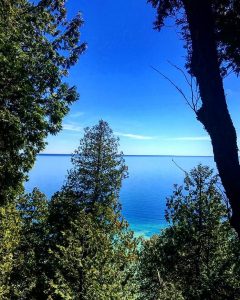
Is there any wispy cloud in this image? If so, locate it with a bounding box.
[69,111,85,118]
[167,136,210,141]
[62,123,82,132]
[114,131,156,140]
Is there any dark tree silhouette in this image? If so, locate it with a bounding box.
[148,0,240,236]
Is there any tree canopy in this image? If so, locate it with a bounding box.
[139,165,240,300]
[0,0,86,204]
[7,121,139,299]
[47,121,138,299]
[49,120,128,228]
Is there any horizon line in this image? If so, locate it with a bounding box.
[39,153,214,157]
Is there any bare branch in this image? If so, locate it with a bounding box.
[167,60,192,87]
[151,64,202,114]
[167,61,202,110]
[151,65,196,112]
[172,159,188,175]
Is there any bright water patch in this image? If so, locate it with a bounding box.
[25,155,215,237]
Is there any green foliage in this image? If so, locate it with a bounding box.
[6,121,138,299]
[0,0,86,204]
[49,120,128,229]
[66,120,127,209]
[9,188,50,299]
[138,165,240,300]
[47,120,138,299]
[47,209,138,300]
[0,203,20,299]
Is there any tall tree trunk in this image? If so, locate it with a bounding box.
[183,0,240,236]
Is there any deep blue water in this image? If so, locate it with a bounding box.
[25,155,215,237]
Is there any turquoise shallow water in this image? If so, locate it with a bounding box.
[25,155,215,237]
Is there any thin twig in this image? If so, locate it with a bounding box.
[167,61,202,111]
[151,64,201,113]
[172,159,188,175]
[167,60,192,87]
[151,65,195,112]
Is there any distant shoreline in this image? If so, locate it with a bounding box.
[38,154,214,158]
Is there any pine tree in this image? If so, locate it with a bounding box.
[67,120,127,209]
[49,120,128,229]
[47,120,139,299]
[138,165,240,300]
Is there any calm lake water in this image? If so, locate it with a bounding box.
[25,155,215,237]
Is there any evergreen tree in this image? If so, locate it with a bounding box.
[45,121,138,299]
[47,209,138,299]
[0,0,86,204]
[138,165,240,300]
[66,120,127,209]
[49,120,128,228]
[2,121,138,299]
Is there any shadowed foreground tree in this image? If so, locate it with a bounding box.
[0,0,86,204]
[148,0,240,235]
[138,165,240,300]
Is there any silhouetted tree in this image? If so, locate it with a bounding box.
[148,0,240,236]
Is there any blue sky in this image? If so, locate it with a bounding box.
[43,0,240,155]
